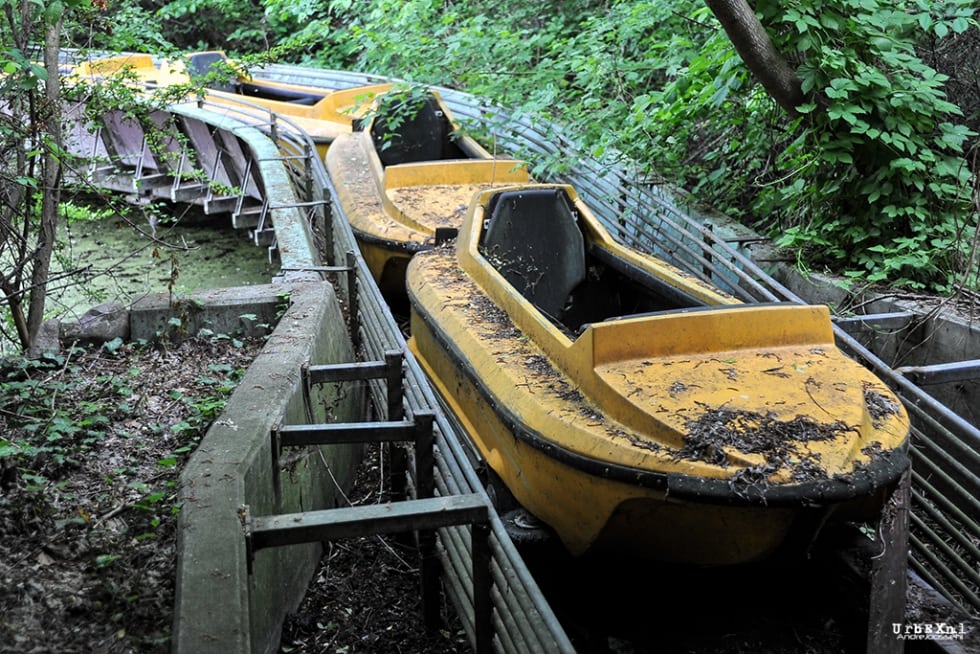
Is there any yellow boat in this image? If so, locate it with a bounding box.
[325,88,530,299]
[69,51,388,158]
[406,183,911,565]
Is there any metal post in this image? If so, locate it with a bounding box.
[471,521,493,654]
[270,425,282,512]
[385,349,408,501]
[346,250,360,352]
[412,410,440,629]
[385,350,404,421]
[866,467,910,654]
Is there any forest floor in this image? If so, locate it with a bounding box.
[0,336,461,654]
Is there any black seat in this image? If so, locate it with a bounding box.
[370,93,452,166]
[186,52,239,93]
[480,188,587,318]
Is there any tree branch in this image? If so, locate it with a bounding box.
[704,0,805,114]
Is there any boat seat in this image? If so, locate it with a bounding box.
[370,93,451,166]
[481,188,587,318]
[186,51,239,93]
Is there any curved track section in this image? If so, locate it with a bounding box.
[65,52,978,650]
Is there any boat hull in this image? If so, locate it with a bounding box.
[408,272,902,564]
[325,91,529,298]
[405,184,910,565]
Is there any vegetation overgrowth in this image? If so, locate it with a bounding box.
[0,334,262,651]
[2,0,980,354]
[113,0,979,295]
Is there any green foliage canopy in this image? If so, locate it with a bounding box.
[11,0,980,293]
[270,0,978,292]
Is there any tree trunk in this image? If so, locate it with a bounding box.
[704,0,805,114]
[25,7,64,349]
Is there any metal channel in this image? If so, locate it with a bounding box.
[237,96,576,651]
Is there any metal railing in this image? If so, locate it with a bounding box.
[213,95,577,652]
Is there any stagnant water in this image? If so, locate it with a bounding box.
[3,207,277,354]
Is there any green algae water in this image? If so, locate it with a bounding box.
[49,211,278,322]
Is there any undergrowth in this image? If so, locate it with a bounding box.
[0,333,263,652]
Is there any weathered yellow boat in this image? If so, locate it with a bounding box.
[69,51,387,157]
[182,51,390,157]
[406,183,911,565]
[325,88,530,298]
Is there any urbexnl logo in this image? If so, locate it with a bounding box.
[892,622,968,641]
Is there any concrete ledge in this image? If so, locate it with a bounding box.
[766,263,980,423]
[130,286,289,342]
[170,281,364,654]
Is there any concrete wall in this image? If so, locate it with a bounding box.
[165,281,363,654]
[768,264,980,425]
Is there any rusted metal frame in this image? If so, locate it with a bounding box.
[265,410,493,645]
[305,350,401,383]
[866,468,910,654]
[241,492,493,651]
[244,493,488,552]
[412,412,442,628]
[274,420,415,447]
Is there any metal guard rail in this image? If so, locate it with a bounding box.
[214,96,577,652]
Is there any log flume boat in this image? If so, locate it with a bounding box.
[326,87,530,298]
[406,183,910,565]
[70,51,388,157]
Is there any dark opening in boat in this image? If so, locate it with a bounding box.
[478,186,709,335]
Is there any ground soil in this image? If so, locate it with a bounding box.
[0,337,465,654]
